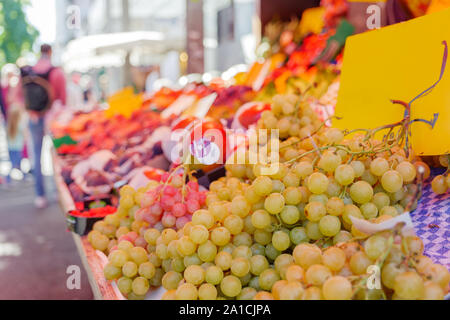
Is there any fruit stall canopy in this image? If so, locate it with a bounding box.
[62,31,185,73]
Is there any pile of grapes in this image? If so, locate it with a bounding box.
[88,176,207,256]
[88,93,449,300]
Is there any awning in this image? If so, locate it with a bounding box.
[62,31,185,73]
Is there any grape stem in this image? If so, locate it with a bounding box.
[159,163,184,201]
[285,116,409,165]
[279,115,341,151]
[346,154,354,165]
[181,163,188,203]
[405,165,424,212]
[338,186,348,200]
[294,85,312,116]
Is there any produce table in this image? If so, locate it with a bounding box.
[53,145,450,300]
[53,150,120,300]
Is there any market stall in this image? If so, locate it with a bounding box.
[51,1,450,300]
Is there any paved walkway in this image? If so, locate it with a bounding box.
[0,177,94,299]
[0,123,93,300]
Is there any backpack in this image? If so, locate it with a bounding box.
[20,66,54,113]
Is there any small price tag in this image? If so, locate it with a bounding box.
[161,94,197,119]
[186,93,218,119]
[252,60,272,92]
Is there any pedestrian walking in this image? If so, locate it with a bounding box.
[21,44,66,208]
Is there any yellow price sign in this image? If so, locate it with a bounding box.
[106,87,143,119]
[334,8,450,155]
[299,7,326,36]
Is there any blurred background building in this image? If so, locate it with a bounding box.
[1,0,321,101]
[54,0,186,96]
[49,0,258,97]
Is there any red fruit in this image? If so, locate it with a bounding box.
[135,237,147,248]
[150,203,163,216]
[143,169,164,182]
[118,234,133,243]
[173,191,182,203]
[172,116,198,131]
[187,191,200,202]
[127,231,138,243]
[163,185,177,196]
[141,192,156,207]
[280,30,294,47]
[161,172,170,182]
[186,199,200,214]
[187,181,199,192]
[198,191,207,205]
[172,203,187,217]
[189,120,227,164]
[161,195,175,211]
[237,103,271,129]
[161,214,176,228]
[110,245,118,252]
[69,210,80,217]
[143,211,160,225]
[176,216,189,229]
[134,208,146,221]
[155,184,164,193]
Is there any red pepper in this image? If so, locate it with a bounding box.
[68,206,116,218]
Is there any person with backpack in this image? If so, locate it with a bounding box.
[21,44,66,209]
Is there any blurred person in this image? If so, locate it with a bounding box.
[0,67,13,186]
[6,105,28,184]
[1,63,21,121]
[1,64,29,178]
[67,72,84,111]
[145,66,160,93]
[80,74,97,111]
[160,51,180,84]
[20,44,67,209]
[0,85,5,120]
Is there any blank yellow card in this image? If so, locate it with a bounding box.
[334,8,450,155]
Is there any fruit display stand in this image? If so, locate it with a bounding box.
[48,3,450,300]
[52,150,121,300]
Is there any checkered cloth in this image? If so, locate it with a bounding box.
[411,183,450,269]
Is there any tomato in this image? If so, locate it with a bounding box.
[238,103,271,129]
[143,168,165,182]
[171,116,199,131]
[280,30,294,48]
[189,119,227,164]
